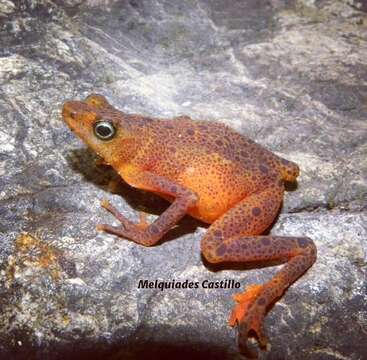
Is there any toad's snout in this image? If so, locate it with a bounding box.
[62,100,98,131]
[62,101,83,120]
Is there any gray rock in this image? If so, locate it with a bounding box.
[0,0,366,359]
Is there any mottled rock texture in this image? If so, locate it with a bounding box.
[0,1,366,359]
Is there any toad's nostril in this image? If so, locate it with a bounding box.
[62,101,81,120]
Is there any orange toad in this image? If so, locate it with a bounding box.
[62,94,316,356]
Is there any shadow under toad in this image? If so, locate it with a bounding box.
[66,148,201,243]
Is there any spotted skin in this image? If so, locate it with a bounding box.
[62,94,316,356]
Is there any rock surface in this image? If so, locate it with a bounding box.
[0,0,366,359]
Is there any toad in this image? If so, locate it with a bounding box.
[62,94,316,356]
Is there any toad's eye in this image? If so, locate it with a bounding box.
[93,121,116,140]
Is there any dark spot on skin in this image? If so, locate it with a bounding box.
[170,185,177,193]
[186,128,194,136]
[215,139,223,146]
[261,238,271,246]
[214,230,222,238]
[150,225,159,234]
[165,124,174,129]
[168,146,176,153]
[257,297,266,306]
[259,164,268,174]
[252,207,261,216]
[216,244,227,256]
[297,238,310,248]
[281,159,290,165]
[278,179,283,186]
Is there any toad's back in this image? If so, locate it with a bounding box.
[125,116,297,222]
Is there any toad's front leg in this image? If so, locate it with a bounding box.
[97,167,198,246]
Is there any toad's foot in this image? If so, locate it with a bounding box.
[100,199,149,229]
[229,284,268,358]
[97,199,150,239]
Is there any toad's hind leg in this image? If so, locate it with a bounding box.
[200,184,317,357]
